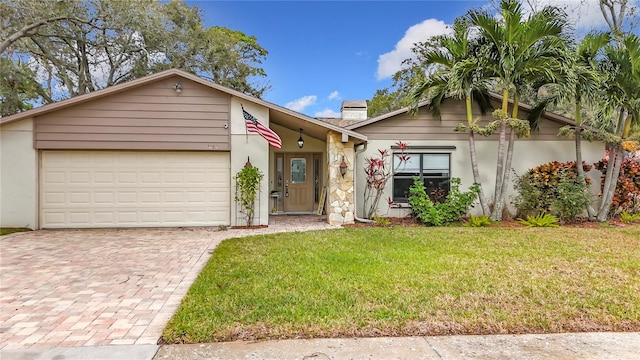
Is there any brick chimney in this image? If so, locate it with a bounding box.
[340,100,367,121]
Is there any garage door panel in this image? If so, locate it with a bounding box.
[40,151,230,228]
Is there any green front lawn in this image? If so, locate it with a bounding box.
[162,226,640,344]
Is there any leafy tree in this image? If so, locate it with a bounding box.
[0,58,49,116]
[366,64,427,118]
[367,88,404,118]
[0,0,88,55]
[467,0,568,220]
[0,0,269,115]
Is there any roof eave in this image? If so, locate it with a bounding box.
[348,94,577,130]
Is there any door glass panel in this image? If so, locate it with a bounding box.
[314,157,320,202]
[276,156,283,189]
[290,158,306,183]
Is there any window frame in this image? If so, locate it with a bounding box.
[392,152,452,203]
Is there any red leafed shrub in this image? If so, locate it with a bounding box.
[594,151,640,214]
[529,161,592,187]
[513,161,593,220]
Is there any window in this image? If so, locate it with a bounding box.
[290,158,306,183]
[393,153,451,203]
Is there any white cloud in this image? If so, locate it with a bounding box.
[315,108,341,118]
[285,95,317,112]
[376,18,451,80]
[328,91,340,100]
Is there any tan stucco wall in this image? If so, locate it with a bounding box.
[1,118,38,228]
[230,98,270,226]
[355,138,605,218]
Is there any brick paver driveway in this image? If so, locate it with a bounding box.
[0,218,336,350]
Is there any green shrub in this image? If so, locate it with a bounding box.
[409,177,480,226]
[372,215,392,227]
[551,174,593,223]
[518,213,560,227]
[234,163,264,227]
[464,214,493,227]
[620,211,640,223]
[513,161,592,222]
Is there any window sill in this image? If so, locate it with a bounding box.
[390,203,411,208]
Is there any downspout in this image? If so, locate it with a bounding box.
[353,141,375,223]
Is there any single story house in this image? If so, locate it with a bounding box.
[345,97,605,219]
[0,69,604,229]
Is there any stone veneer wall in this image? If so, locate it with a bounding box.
[326,131,355,225]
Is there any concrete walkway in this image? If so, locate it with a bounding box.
[152,333,640,360]
[2,333,639,359]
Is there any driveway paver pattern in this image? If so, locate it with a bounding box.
[0,216,337,350]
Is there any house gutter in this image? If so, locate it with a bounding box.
[352,141,375,224]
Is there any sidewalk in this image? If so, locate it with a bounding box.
[3,332,638,360]
[153,333,640,359]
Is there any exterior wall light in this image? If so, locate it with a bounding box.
[339,156,348,178]
[297,128,304,148]
[174,82,182,94]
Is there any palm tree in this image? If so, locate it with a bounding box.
[467,0,568,220]
[409,17,492,216]
[594,33,640,221]
[531,32,611,219]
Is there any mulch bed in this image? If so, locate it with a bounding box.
[344,216,634,228]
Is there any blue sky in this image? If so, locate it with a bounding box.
[189,0,631,118]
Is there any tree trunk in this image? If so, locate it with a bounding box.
[574,97,596,219]
[597,145,618,218]
[466,95,490,216]
[496,128,516,219]
[496,93,519,220]
[491,120,507,221]
[575,128,597,219]
[596,113,633,221]
[469,132,490,216]
[597,146,624,221]
[491,89,510,220]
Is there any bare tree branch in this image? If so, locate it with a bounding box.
[0,16,85,54]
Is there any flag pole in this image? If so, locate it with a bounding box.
[242,104,248,144]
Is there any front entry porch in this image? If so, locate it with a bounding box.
[272,152,323,214]
[267,130,357,226]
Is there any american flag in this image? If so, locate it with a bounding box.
[242,107,282,149]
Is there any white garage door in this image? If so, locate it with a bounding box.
[40,151,230,228]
